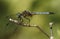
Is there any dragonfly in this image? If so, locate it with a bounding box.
[6,10,54,26]
[16,10,54,23]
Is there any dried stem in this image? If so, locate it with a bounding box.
[9,18,49,38]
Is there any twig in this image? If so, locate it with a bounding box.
[9,18,50,38]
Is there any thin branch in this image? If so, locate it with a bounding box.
[9,18,49,38]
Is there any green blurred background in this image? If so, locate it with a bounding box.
[0,0,60,39]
